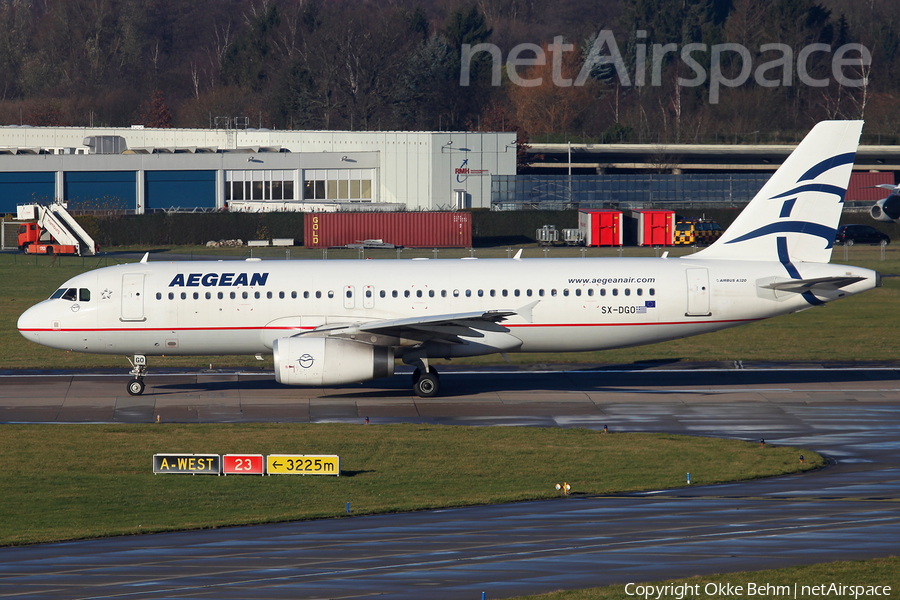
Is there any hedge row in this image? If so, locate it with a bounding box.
[72,208,896,248]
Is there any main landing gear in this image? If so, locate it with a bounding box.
[127,354,147,396]
[412,366,440,398]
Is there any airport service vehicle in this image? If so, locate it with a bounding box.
[16,202,98,256]
[18,121,880,398]
[834,224,890,246]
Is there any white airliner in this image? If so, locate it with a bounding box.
[18,121,879,397]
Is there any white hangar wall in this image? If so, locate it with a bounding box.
[0,127,516,212]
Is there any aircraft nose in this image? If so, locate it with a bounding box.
[18,303,45,344]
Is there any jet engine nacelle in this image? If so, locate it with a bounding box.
[273,336,394,386]
[870,194,900,222]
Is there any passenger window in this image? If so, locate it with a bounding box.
[441,290,447,297]
[563,289,569,297]
[392,290,398,298]
[417,290,423,298]
[587,289,593,297]
[181,292,186,300]
[156,292,161,300]
[316,291,322,299]
[612,288,618,296]
[218,292,223,299]
[267,292,273,299]
[167,292,173,300]
[551,289,557,297]
[243,291,249,299]
[478,289,484,297]
[404,290,410,298]
[600,289,606,296]
[292,291,297,299]
[366,290,372,298]
[79,289,91,301]
[193,292,199,300]
[255,292,261,299]
[428,290,434,298]
[205,292,212,299]
[502,290,508,297]
[380,290,386,298]
[575,289,581,297]
[526,289,532,297]
[649,288,655,296]
[625,288,631,296]
[490,290,496,297]
[466,289,472,297]
[539,289,545,297]
[230,292,236,299]
[514,289,520,297]
[453,289,460,297]
[328,291,334,299]
[346,290,352,299]
[637,288,643,296]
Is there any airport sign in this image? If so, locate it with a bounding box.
[153,454,221,475]
[267,454,340,476]
[223,454,264,475]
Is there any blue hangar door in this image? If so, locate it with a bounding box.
[145,171,216,211]
[0,172,56,213]
[64,172,136,209]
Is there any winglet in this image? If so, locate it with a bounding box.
[140,252,149,264]
[513,249,523,260]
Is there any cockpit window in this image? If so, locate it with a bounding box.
[50,288,67,299]
[79,288,91,302]
[61,289,77,301]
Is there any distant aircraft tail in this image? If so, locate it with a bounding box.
[691,120,863,264]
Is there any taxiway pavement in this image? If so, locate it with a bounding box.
[1,364,898,599]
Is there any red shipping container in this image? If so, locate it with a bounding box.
[846,172,894,202]
[305,212,472,248]
[578,209,623,246]
[633,210,675,246]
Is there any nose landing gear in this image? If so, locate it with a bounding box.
[127,354,147,396]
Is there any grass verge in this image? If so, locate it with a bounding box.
[0,424,821,546]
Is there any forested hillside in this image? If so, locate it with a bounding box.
[0,0,897,142]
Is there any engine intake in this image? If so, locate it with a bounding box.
[871,194,900,222]
[273,337,394,386]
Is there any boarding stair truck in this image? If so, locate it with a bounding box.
[17,202,98,256]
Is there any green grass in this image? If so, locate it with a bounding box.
[0,424,822,546]
[508,557,900,599]
[2,246,896,370]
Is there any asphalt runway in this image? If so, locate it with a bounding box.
[1,364,899,599]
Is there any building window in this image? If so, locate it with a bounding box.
[303,169,374,201]
[225,170,296,203]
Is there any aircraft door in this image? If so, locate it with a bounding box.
[685,268,711,316]
[121,273,146,321]
[363,285,375,309]
[343,285,355,309]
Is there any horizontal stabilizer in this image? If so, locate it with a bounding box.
[759,275,865,293]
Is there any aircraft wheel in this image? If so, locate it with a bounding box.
[413,370,440,398]
[846,239,854,246]
[127,378,145,396]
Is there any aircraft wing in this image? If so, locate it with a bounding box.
[759,276,866,293]
[304,302,539,345]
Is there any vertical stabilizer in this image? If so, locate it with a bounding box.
[690,121,863,264]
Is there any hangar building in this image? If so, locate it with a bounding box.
[0,126,517,214]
